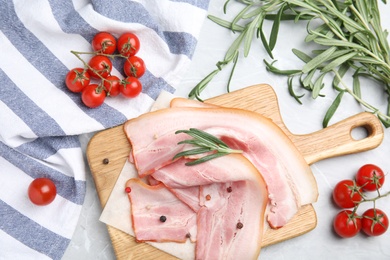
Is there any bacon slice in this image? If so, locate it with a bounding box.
[126,179,197,243]
[126,154,268,259]
[124,104,318,228]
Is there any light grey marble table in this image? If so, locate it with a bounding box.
[64,1,390,259]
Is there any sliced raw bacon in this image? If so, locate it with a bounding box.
[126,154,268,259]
[126,179,197,243]
[124,103,318,228]
[170,97,316,227]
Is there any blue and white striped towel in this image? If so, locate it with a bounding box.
[0,0,209,259]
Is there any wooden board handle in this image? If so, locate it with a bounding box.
[291,112,384,165]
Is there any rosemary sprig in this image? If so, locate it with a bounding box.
[189,1,287,101]
[189,0,390,127]
[173,128,243,166]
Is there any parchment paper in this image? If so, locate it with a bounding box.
[99,91,195,260]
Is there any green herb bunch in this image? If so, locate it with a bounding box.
[173,128,243,166]
[189,0,390,128]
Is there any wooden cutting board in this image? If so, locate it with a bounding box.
[86,84,384,259]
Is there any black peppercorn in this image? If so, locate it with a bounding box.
[227,186,233,193]
[236,222,243,229]
[159,215,167,222]
[102,158,109,164]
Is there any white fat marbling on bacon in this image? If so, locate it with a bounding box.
[201,126,298,228]
[168,187,201,213]
[124,104,318,228]
[197,180,262,259]
[126,179,197,243]
[126,154,267,259]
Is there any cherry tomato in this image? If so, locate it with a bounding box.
[120,77,142,98]
[81,84,106,108]
[117,32,140,57]
[28,178,57,206]
[333,179,362,208]
[333,210,361,238]
[88,55,112,79]
[356,164,385,192]
[91,32,117,54]
[65,68,90,93]
[123,56,146,78]
[103,75,121,97]
[361,208,389,236]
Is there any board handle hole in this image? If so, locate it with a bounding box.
[351,125,372,141]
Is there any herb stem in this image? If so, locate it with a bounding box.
[348,4,370,31]
[195,0,390,127]
[333,69,390,121]
[173,128,243,166]
[361,190,390,204]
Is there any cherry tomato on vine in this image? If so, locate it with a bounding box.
[333,210,361,238]
[361,208,389,236]
[123,56,146,78]
[356,164,385,192]
[120,76,142,98]
[28,178,57,206]
[333,179,362,208]
[88,55,112,79]
[91,32,117,54]
[81,84,106,108]
[103,75,121,97]
[117,32,140,57]
[65,68,90,93]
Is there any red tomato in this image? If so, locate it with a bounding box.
[356,164,385,192]
[120,77,142,98]
[333,210,361,238]
[81,84,106,108]
[91,32,117,54]
[88,55,112,79]
[103,75,121,97]
[333,179,362,208]
[361,208,389,236]
[123,56,146,78]
[117,32,140,57]
[65,68,90,93]
[28,178,57,206]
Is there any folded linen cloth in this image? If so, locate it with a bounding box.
[0,0,209,259]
